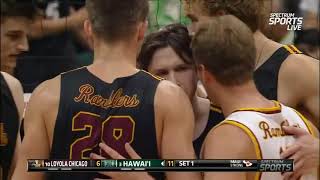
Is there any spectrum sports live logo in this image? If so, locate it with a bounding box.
[269,13,303,31]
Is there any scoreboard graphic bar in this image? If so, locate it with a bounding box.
[28,159,293,172]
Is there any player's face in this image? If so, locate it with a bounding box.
[183,1,211,34]
[148,47,198,100]
[1,17,30,74]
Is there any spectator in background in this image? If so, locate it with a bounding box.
[295,29,319,59]
[15,0,89,93]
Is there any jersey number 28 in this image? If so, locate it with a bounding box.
[69,111,135,159]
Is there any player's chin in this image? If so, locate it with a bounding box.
[2,60,16,72]
[6,59,17,68]
[4,54,16,62]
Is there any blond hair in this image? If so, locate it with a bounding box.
[192,15,256,86]
[186,0,270,32]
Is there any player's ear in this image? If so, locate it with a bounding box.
[197,64,206,83]
[84,20,94,49]
[198,64,215,85]
[137,20,148,42]
[84,20,92,37]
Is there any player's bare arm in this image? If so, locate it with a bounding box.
[202,124,257,180]
[12,76,60,180]
[278,54,319,127]
[155,80,201,180]
[1,72,25,179]
[30,7,87,39]
[1,72,25,121]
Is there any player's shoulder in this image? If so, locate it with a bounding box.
[30,75,61,106]
[281,52,319,87]
[1,71,23,92]
[155,80,186,101]
[283,53,319,73]
[154,80,192,115]
[202,122,256,158]
[207,122,253,143]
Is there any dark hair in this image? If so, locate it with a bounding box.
[192,15,256,86]
[86,0,149,43]
[138,24,193,70]
[1,0,36,20]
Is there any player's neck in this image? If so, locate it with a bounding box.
[253,31,283,69]
[212,81,274,116]
[87,42,139,83]
[93,41,138,67]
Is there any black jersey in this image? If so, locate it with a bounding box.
[0,73,19,180]
[254,45,302,100]
[47,67,164,180]
[193,104,224,158]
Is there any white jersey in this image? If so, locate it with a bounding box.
[222,101,316,180]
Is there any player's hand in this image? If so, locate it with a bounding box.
[281,126,319,180]
[90,143,154,180]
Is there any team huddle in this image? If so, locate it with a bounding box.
[1,0,319,180]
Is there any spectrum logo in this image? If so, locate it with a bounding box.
[269,13,303,31]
